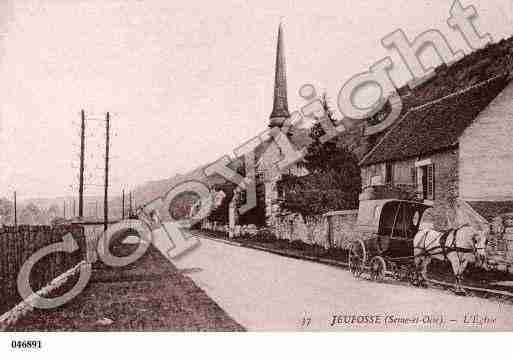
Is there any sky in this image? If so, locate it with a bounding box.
[1,0,513,200]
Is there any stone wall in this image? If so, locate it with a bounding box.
[256,140,283,228]
[326,210,359,249]
[487,212,513,271]
[273,213,309,242]
[273,210,358,249]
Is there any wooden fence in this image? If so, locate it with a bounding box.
[0,224,87,314]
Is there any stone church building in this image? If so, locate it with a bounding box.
[248,24,369,231]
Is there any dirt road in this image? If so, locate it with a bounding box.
[175,234,513,330]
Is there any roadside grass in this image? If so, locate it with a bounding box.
[8,234,244,331]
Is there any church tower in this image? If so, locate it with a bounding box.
[269,23,290,128]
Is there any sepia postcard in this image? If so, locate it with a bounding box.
[2,0,513,353]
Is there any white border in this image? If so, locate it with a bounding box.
[0,332,511,359]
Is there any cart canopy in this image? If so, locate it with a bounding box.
[356,199,431,238]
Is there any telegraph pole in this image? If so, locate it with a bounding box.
[13,191,17,227]
[104,112,110,231]
[129,191,133,217]
[73,199,76,218]
[63,200,66,219]
[122,189,125,219]
[78,109,86,218]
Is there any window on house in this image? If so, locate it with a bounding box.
[417,163,435,200]
[426,164,435,200]
[239,190,247,204]
[367,164,387,186]
[385,162,394,185]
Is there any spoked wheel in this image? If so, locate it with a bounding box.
[348,240,366,278]
[408,267,421,286]
[369,256,387,282]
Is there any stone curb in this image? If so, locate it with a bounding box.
[0,261,89,331]
[191,232,349,269]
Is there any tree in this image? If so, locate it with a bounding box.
[46,204,60,221]
[277,94,361,217]
[0,198,14,225]
[19,203,42,225]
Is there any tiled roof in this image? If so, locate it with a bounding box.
[360,74,510,166]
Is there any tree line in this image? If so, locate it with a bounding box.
[0,198,62,226]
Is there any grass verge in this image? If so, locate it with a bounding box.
[8,237,244,331]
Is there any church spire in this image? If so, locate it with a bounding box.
[269,22,290,128]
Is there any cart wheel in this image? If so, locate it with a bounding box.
[370,256,386,282]
[389,263,399,280]
[409,268,426,287]
[348,240,366,278]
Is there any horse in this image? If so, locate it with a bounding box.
[413,224,488,294]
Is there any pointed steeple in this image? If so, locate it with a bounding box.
[269,22,290,128]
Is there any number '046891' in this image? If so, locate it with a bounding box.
[11,340,42,349]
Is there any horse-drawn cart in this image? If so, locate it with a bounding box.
[348,199,431,284]
[348,198,496,295]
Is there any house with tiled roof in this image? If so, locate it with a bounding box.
[359,73,513,231]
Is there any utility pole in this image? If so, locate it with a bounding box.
[13,191,17,227]
[122,189,125,219]
[78,109,86,218]
[129,191,133,217]
[95,201,98,220]
[73,199,76,218]
[104,112,110,231]
[63,200,66,219]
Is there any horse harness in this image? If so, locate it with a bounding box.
[417,224,476,260]
[438,228,453,261]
